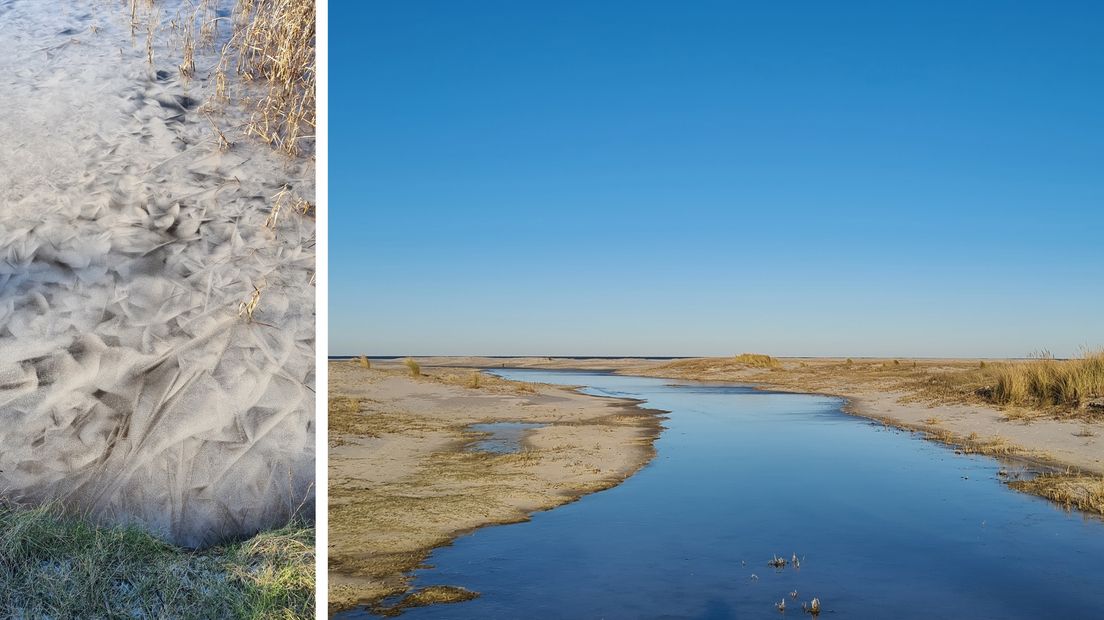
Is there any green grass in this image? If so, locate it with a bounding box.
[0,502,314,619]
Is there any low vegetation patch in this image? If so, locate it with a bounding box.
[732,353,780,368]
[228,0,316,155]
[404,357,422,377]
[373,585,479,616]
[984,351,1104,411]
[0,502,314,619]
[1009,474,1104,515]
[131,0,316,156]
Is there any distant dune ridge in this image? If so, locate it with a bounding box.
[0,0,314,547]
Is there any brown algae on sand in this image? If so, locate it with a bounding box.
[327,361,663,612]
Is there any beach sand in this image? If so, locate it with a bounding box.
[327,361,662,612]
[413,356,1104,475]
[0,1,314,547]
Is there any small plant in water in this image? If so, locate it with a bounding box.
[802,597,821,616]
[404,357,421,377]
[768,554,787,569]
[776,598,786,612]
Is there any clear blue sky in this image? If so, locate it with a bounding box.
[331,1,1104,358]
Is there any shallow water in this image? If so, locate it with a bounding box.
[468,422,546,454]
[349,369,1104,619]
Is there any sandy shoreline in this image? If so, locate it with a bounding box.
[413,356,1104,476]
[331,356,1103,612]
[0,1,315,547]
[328,361,663,613]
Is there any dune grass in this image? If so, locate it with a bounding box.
[732,353,780,368]
[0,502,314,619]
[985,351,1104,410]
[467,371,482,389]
[227,0,316,155]
[404,357,421,377]
[132,0,316,157]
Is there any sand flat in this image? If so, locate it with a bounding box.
[0,1,314,547]
[405,356,1104,475]
[327,361,662,611]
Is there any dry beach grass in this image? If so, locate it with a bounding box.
[131,0,317,157]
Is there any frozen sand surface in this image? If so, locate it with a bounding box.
[0,0,314,547]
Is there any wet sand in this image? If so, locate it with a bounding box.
[327,361,662,612]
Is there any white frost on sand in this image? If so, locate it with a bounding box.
[0,0,314,547]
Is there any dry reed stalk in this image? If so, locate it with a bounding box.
[228,0,316,155]
[238,285,262,321]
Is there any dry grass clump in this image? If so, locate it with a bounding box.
[985,351,1104,411]
[373,585,479,615]
[226,0,316,155]
[132,0,316,156]
[1010,474,1104,515]
[328,396,375,443]
[404,357,421,377]
[0,502,313,619]
[358,355,371,369]
[961,434,1022,457]
[921,429,1035,459]
[732,353,780,368]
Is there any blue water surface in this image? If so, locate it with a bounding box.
[345,370,1104,619]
